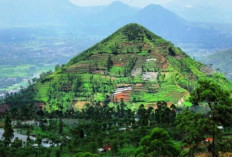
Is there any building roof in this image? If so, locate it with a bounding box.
[205,137,213,142]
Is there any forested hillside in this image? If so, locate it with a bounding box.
[3,24,232,112]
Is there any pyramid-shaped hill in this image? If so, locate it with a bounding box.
[10,24,232,111]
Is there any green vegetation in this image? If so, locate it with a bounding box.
[2,115,14,146]
[135,128,180,157]
[0,64,54,93]
[0,64,35,78]
[0,23,232,156]
[2,24,232,112]
[0,79,231,157]
[177,80,232,157]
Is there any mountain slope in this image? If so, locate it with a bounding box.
[131,4,189,41]
[3,24,232,111]
[129,4,232,49]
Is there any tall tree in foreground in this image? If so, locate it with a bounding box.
[190,80,232,126]
[135,128,180,157]
[2,115,14,146]
[190,80,232,157]
[176,109,217,157]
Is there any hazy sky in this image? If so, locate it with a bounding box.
[69,0,232,10]
[67,0,232,23]
[69,0,174,7]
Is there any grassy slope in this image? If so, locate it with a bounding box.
[31,24,232,111]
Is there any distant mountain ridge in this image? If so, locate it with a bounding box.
[0,0,232,49]
[167,0,232,23]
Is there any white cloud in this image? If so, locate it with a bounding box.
[69,0,174,7]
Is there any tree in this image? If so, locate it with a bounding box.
[190,80,232,156]
[190,80,232,126]
[135,128,180,157]
[155,101,175,125]
[106,55,113,71]
[120,99,125,117]
[137,45,143,52]
[168,47,176,56]
[26,128,31,145]
[36,135,42,147]
[11,137,23,149]
[56,150,61,157]
[72,77,82,96]
[111,139,119,154]
[2,115,14,146]
[58,118,63,134]
[70,127,84,146]
[137,104,148,125]
[55,64,60,71]
[74,152,99,157]
[110,43,120,55]
[176,109,217,157]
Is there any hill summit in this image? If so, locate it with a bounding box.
[69,24,165,65]
[5,24,232,111]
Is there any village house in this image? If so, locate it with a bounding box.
[111,87,132,102]
[98,145,111,153]
[205,137,213,143]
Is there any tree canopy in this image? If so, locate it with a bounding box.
[135,128,180,157]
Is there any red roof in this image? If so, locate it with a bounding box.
[103,145,111,151]
[205,137,213,142]
[111,91,131,102]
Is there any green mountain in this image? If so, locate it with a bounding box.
[4,24,232,111]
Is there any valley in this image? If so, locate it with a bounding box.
[198,49,232,81]
[0,27,100,95]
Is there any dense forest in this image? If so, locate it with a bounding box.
[0,79,232,157]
